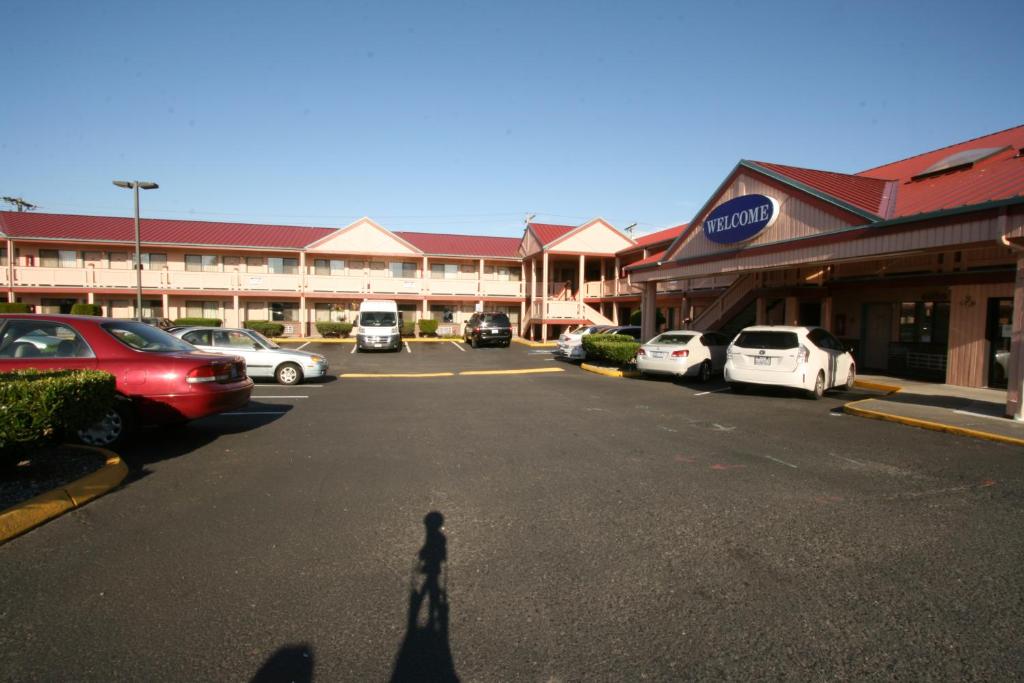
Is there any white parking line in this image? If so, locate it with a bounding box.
[254,384,322,388]
[451,341,466,352]
[350,344,358,354]
[252,395,308,399]
[220,411,290,416]
[763,455,798,468]
[694,388,730,396]
[405,342,411,353]
[953,409,1007,421]
[296,342,310,350]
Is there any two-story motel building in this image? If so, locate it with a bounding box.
[2,125,1022,416]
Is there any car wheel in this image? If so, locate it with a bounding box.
[77,398,133,448]
[698,360,712,383]
[276,362,303,385]
[808,371,825,400]
[844,364,856,391]
[729,382,745,394]
[470,336,478,348]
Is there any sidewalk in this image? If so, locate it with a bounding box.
[848,374,1024,447]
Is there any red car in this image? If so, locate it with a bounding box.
[0,314,253,446]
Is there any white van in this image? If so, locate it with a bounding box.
[356,300,401,351]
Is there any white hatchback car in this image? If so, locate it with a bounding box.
[724,325,855,399]
[636,330,730,382]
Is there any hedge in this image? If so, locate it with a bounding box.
[582,333,641,366]
[0,302,31,313]
[0,369,116,466]
[417,319,439,336]
[315,321,353,338]
[244,320,286,337]
[401,321,415,337]
[173,317,222,327]
[70,303,103,316]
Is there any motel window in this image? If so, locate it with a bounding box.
[0,248,6,266]
[40,298,77,314]
[223,256,240,268]
[185,254,219,272]
[369,261,386,276]
[81,251,103,267]
[133,253,167,269]
[898,301,950,345]
[141,299,164,318]
[493,266,521,281]
[389,262,417,278]
[313,303,350,322]
[107,299,134,319]
[270,302,299,322]
[268,257,299,275]
[185,301,220,319]
[108,252,131,269]
[348,259,366,273]
[39,250,78,268]
[431,263,459,279]
[246,257,264,271]
[314,259,345,276]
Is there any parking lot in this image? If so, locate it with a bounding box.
[2,341,1023,681]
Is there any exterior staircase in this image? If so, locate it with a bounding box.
[689,273,757,330]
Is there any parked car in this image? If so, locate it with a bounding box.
[636,330,731,382]
[556,324,613,360]
[356,300,401,351]
[724,325,856,399]
[142,317,175,330]
[604,325,642,340]
[463,312,512,348]
[0,314,253,446]
[172,326,328,385]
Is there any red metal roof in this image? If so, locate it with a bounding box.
[857,125,1024,218]
[394,231,521,258]
[0,211,334,249]
[528,222,575,246]
[630,249,667,268]
[753,162,892,216]
[633,224,688,249]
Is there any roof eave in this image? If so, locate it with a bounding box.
[741,161,884,223]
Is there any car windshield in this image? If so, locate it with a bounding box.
[649,333,694,346]
[480,314,509,326]
[734,331,799,350]
[103,321,198,352]
[361,312,397,326]
[248,330,279,349]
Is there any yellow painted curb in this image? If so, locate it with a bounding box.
[852,379,903,394]
[458,368,565,376]
[843,402,1024,447]
[512,338,558,348]
[340,372,455,378]
[580,363,642,379]
[0,447,128,545]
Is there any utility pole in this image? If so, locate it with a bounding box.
[2,196,38,212]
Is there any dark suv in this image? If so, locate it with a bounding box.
[464,312,512,348]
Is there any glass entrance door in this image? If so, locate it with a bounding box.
[987,298,1013,388]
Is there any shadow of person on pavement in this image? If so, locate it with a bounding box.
[250,643,314,683]
[390,511,459,683]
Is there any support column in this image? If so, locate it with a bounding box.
[1006,254,1024,420]
[578,253,585,318]
[422,256,429,295]
[756,296,767,325]
[233,294,241,329]
[641,282,658,343]
[542,251,549,326]
[681,296,691,328]
[161,292,169,318]
[784,296,799,325]
[87,291,95,304]
[821,296,834,331]
[299,252,306,292]
[479,258,485,297]
[520,299,526,337]
[614,256,621,295]
[299,294,307,336]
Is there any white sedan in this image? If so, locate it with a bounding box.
[173,327,329,385]
[636,330,730,382]
[724,325,855,399]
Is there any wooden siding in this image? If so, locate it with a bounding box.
[947,282,1014,387]
[667,172,859,262]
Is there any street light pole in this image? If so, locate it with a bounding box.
[113,180,158,321]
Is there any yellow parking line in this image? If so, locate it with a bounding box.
[340,372,455,378]
[458,368,565,376]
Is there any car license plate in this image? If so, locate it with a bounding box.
[652,351,665,359]
[754,356,771,366]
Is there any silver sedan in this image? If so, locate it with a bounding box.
[172,327,328,385]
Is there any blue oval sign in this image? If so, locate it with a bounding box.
[702,194,779,244]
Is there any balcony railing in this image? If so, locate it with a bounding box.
[8,266,526,298]
[531,300,584,320]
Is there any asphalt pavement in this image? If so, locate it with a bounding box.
[1,342,1022,681]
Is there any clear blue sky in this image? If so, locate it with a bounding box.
[2,0,1021,238]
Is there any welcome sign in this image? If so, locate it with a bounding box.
[702,194,779,244]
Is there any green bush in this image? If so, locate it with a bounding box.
[315,321,352,338]
[418,319,439,336]
[629,308,666,327]
[0,369,116,465]
[0,302,31,313]
[582,334,641,366]
[401,321,416,337]
[70,303,103,316]
[173,317,222,327]
[244,320,286,337]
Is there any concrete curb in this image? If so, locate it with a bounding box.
[580,363,641,379]
[0,446,128,545]
[274,337,476,344]
[512,338,557,348]
[844,380,1024,448]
